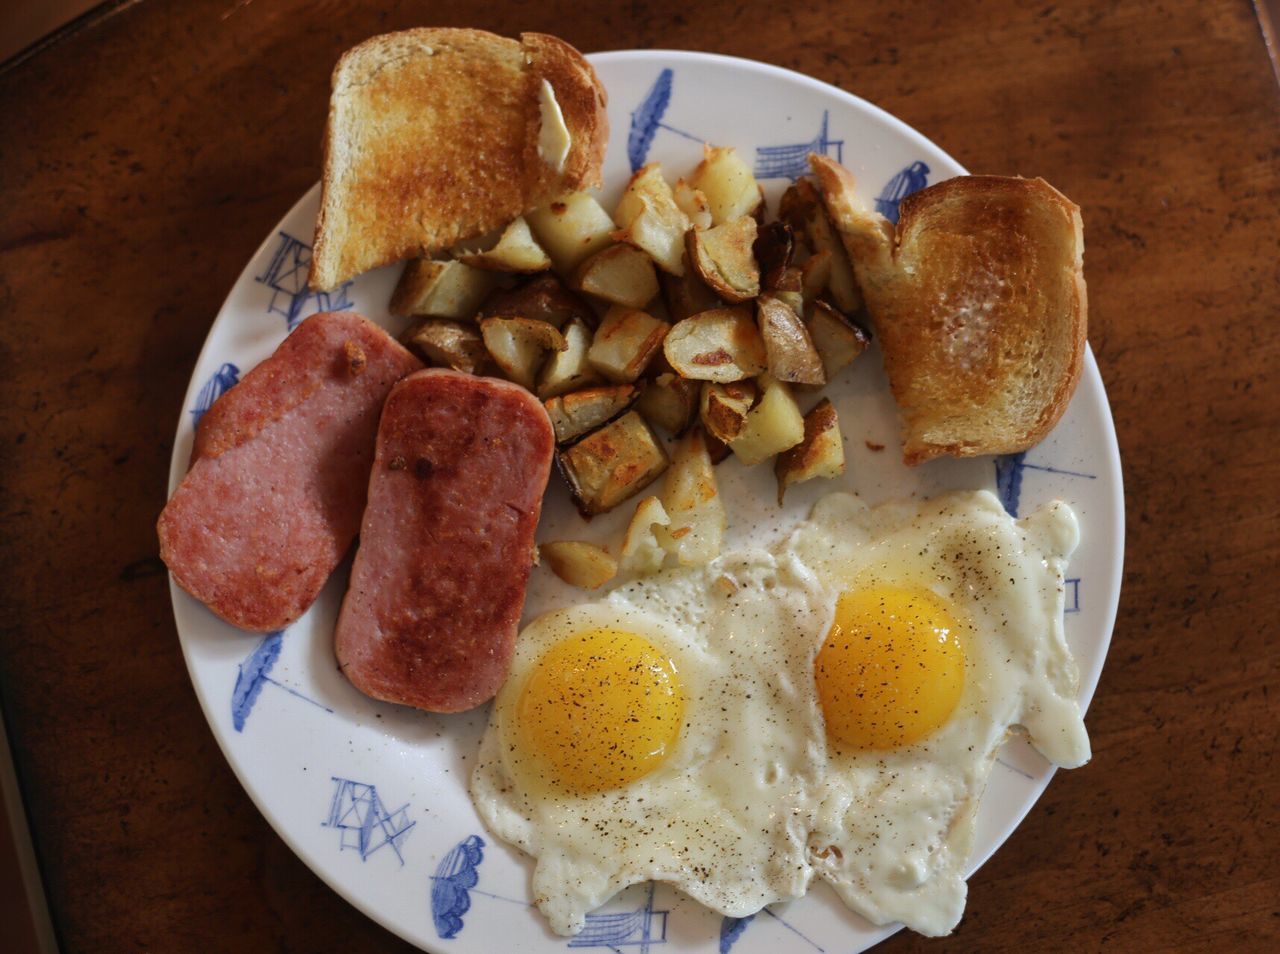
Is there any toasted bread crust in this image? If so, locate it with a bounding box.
[309,29,607,292]
[811,156,1087,465]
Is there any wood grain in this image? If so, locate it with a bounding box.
[1,0,1277,951]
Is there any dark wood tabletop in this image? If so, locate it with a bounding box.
[2,0,1277,951]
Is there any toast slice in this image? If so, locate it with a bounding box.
[309,29,608,291]
[810,156,1087,465]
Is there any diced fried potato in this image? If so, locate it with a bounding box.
[557,411,670,516]
[618,496,672,576]
[769,266,805,316]
[539,541,618,589]
[800,249,832,303]
[699,380,758,443]
[537,318,599,398]
[775,398,845,502]
[527,193,617,273]
[612,164,691,276]
[587,306,670,383]
[687,216,760,303]
[405,319,491,375]
[673,178,713,230]
[477,272,595,330]
[659,254,720,321]
[779,178,861,312]
[754,221,795,283]
[757,294,826,386]
[572,243,660,308]
[705,429,731,464]
[729,374,805,466]
[389,259,499,319]
[657,428,725,566]
[637,373,698,435]
[691,145,762,225]
[543,384,639,445]
[478,317,567,390]
[805,300,870,379]
[663,306,767,382]
[455,216,552,272]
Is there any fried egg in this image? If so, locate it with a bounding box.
[471,489,1089,938]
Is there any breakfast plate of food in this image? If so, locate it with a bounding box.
[162,31,1123,954]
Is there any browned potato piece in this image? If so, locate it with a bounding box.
[754,221,795,284]
[660,253,720,321]
[477,273,596,329]
[663,306,768,382]
[558,411,670,516]
[769,266,805,318]
[613,163,690,275]
[479,317,567,390]
[779,178,861,312]
[690,146,762,225]
[390,259,499,319]
[699,380,758,443]
[758,294,826,386]
[543,384,639,445]
[705,429,732,464]
[775,398,846,502]
[526,192,617,274]
[729,374,805,466]
[637,373,699,435]
[587,306,670,383]
[572,243,660,308]
[539,541,618,589]
[687,216,760,303]
[537,318,599,399]
[805,300,870,379]
[801,249,833,303]
[455,216,552,272]
[657,428,725,566]
[405,319,491,375]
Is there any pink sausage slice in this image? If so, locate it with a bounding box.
[335,369,554,713]
[158,312,422,631]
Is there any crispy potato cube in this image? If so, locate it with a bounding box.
[800,249,832,303]
[656,428,726,566]
[389,259,498,319]
[673,178,713,230]
[477,272,595,330]
[664,306,767,382]
[770,266,806,316]
[543,384,639,444]
[405,319,491,375]
[754,221,795,283]
[618,495,672,576]
[455,216,552,272]
[572,243,660,308]
[558,411,670,516]
[479,317,567,390]
[805,300,870,379]
[779,178,861,312]
[691,145,762,225]
[538,318,599,398]
[587,306,670,383]
[699,380,758,443]
[660,254,720,321]
[687,216,760,303]
[758,294,826,386]
[539,541,618,589]
[637,373,699,435]
[527,193,617,273]
[729,374,805,466]
[775,398,845,502]
[613,164,691,276]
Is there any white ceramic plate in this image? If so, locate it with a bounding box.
[168,50,1123,954]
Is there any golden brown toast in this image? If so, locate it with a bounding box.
[309,29,608,291]
[810,156,1087,465]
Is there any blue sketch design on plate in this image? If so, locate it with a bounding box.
[230,631,333,732]
[874,161,930,223]
[628,69,703,171]
[256,231,353,331]
[431,834,485,939]
[190,362,239,428]
[753,111,844,181]
[324,777,415,864]
[719,909,825,952]
[569,881,667,951]
[1065,577,1081,613]
[994,452,1096,517]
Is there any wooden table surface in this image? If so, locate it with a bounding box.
[2,0,1277,950]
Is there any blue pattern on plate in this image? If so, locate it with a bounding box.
[628,69,703,171]
[719,913,755,952]
[190,362,239,428]
[753,111,844,181]
[568,881,667,951]
[324,777,415,864]
[230,631,332,732]
[431,834,485,939]
[256,231,353,330]
[995,453,1097,517]
[874,161,930,222]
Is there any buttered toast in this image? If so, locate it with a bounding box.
[309,29,608,291]
[810,156,1086,465]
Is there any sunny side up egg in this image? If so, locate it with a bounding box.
[470,489,1090,938]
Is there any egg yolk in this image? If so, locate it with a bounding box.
[815,585,966,750]
[516,629,684,793]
